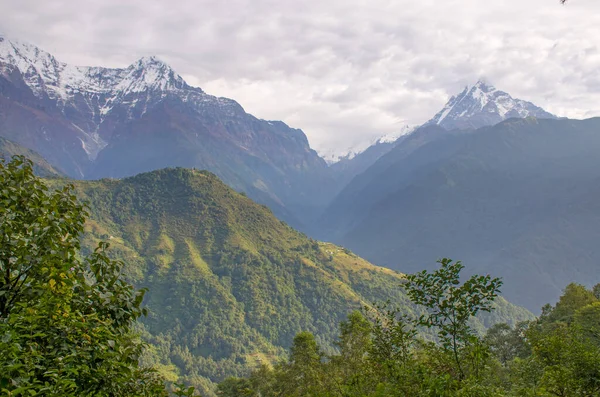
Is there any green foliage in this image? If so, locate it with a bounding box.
[405,258,503,379]
[0,155,85,317]
[217,261,513,396]
[365,303,416,375]
[528,325,600,396]
[0,156,170,396]
[484,322,530,365]
[542,283,597,325]
[574,302,600,345]
[218,264,600,397]
[278,332,325,396]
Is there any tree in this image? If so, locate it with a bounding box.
[542,283,597,325]
[0,156,86,317]
[323,311,374,396]
[0,156,170,396]
[280,331,325,396]
[574,302,600,345]
[361,302,417,387]
[404,258,502,380]
[593,283,600,300]
[484,322,530,366]
[528,325,600,396]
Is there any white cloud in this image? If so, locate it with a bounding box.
[1,0,600,155]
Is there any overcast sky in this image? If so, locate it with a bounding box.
[1,0,600,157]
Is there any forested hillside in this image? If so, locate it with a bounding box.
[48,167,532,395]
[218,275,600,397]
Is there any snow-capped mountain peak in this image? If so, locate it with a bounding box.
[0,35,195,102]
[113,55,190,95]
[0,35,214,161]
[426,80,556,130]
[0,35,68,98]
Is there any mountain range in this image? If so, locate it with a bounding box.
[0,36,562,228]
[0,35,336,229]
[3,34,599,313]
[327,80,558,190]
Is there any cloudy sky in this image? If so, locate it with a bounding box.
[1,0,599,158]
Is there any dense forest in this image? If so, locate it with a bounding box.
[1,156,598,396]
[217,274,600,397]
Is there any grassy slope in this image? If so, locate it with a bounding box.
[50,168,531,395]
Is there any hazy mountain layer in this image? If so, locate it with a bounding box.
[330,117,600,311]
[0,135,63,177]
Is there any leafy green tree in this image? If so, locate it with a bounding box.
[0,156,170,396]
[216,377,253,397]
[484,322,530,366]
[337,311,372,367]
[528,324,600,396]
[574,302,600,346]
[404,258,502,380]
[327,311,373,395]
[0,156,86,318]
[592,283,600,300]
[542,283,597,325]
[276,331,325,396]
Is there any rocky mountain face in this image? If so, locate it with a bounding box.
[317,124,462,240]
[425,80,557,130]
[0,36,335,228]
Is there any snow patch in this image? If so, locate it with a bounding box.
[378,124,415,143]
[319,124,415,164]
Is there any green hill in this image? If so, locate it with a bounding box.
[50,168,532,395]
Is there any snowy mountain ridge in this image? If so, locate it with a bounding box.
[0,35,337,228]
[426,80,556,130]
[0,36,191,101]
[320,124,415,164]
[0,35,243,159]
